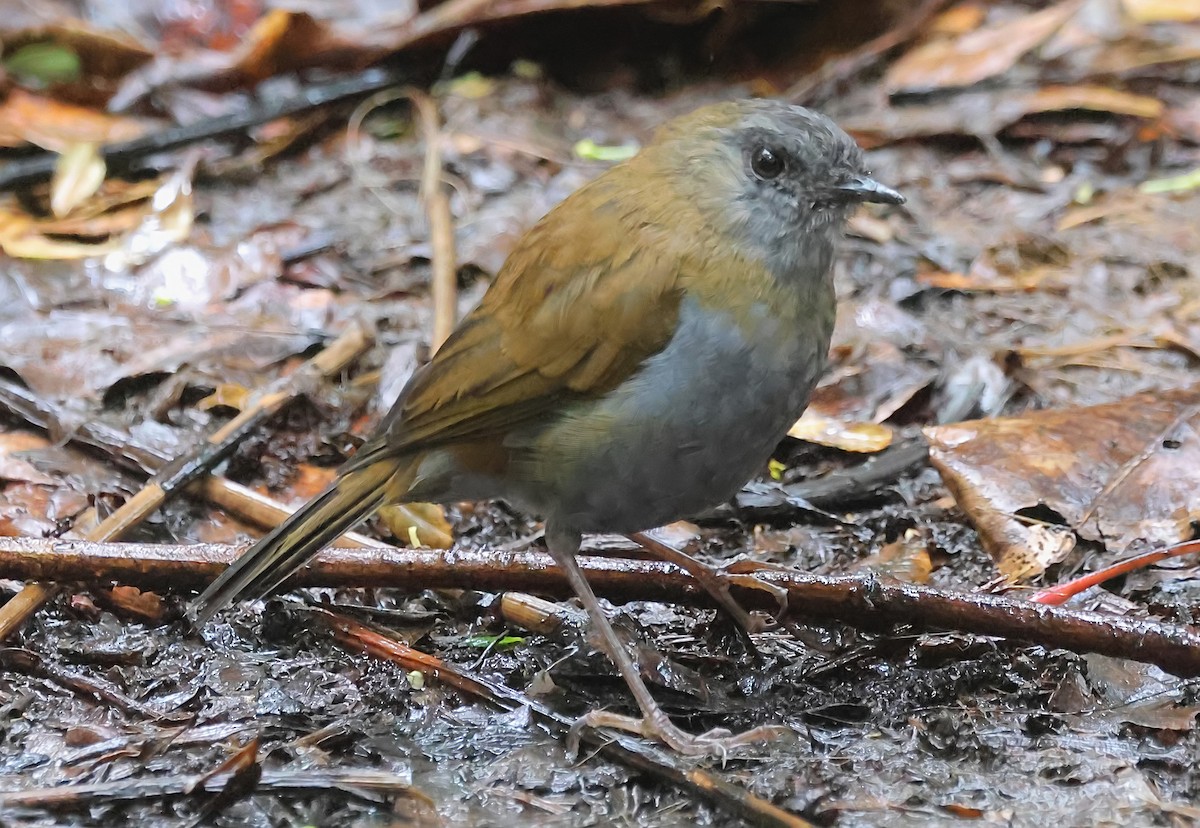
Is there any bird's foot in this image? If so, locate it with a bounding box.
[570,707,791,758]
[720,563,791,624]
[628,532,781,656]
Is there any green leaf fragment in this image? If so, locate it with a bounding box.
[5,42,82,85]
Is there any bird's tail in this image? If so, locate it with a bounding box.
[191,458,414,627]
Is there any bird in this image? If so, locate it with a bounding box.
[192,98,903,755]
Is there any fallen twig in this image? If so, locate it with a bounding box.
[0,647,188,722]
[4,536,1200,678]
[0,767,429,811]
[0,70,409,192]
[411,89,459,350]
[736,438,930,516]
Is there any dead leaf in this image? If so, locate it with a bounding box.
[847,211,894,244]
[0,432,56,486]
[0,163,195,262]
[929,3,988,35]
[845,85,1164,148]
[852,528,934,584]
[811,341,937,425]
[99,586,165,624]
[1122,0,1200,23]
[0,483,57,538]
[1086,655,1199,730]
[886,0,1083,93]
[199,384,252,412]
[1024,85,1164,120]
[926,386,1200,580]
[50,142,106,217]
[101,163,196,272]
[0,307,316,402]
[0,20,152,106]
[788,411,895,453]
[379,502,454,549]
[645,520,702,549]
[0,207,124,259]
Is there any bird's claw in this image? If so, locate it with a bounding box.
[568,708,791,759]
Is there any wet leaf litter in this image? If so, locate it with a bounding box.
[1,0,1200,825]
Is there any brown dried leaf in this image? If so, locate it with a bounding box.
[811,341,936,425]
[788,411,895,453]
[885,0,1083,93]
[1122,0,1200,23]
[0,20,152,106]
[0,432,56,486]
[50,142,105,217]
[100,586,165,624]
[851,528,934,584]
[0,205,123,259]
[846,85,1165,148]
[0,89,150,151]
[929,3,988,35]
[926,386,1200,581]
[379,502,453,549]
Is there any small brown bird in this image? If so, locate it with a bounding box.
[194,99,902,755]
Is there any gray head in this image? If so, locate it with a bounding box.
[643,99,903,272]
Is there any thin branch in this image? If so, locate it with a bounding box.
[0,70,409,192]
[4,536,1199,678]
[0,767,428,811]
[0,647,188,722]
[410,89,459,351]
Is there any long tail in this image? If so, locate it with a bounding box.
[191,458,412,626]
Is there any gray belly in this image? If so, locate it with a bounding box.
[505,296,829,533]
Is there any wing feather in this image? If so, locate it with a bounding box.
[369,173,686,458]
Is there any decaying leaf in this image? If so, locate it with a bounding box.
[845,85,1165,148]
[810,340,937,426]
[50,142,106,217]
[1122,0,1200,23]
[926,386,1200,580]
[885,0,1083,93]
[0,89,151,151]
[379,502,454,549]
[0,432,57,486]
[788,411,894,453]
[0,162,195,262]
[851,528,934,584]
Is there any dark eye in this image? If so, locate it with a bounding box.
[750,145,785,180]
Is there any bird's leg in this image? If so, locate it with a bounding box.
[546,526,790,757]
[629,531,786,661]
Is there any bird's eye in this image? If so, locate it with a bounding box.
[750,145,785,180]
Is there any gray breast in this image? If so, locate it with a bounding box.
[513,294,829,533]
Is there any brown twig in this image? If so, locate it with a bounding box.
[0,70,411,192]
[410,89,459,351]
[0,647,187,722]
[0,767,430,811]
[346,85,457,351]
[325,610,814,828]
[0,323,372,640]
[5,536,1200,678]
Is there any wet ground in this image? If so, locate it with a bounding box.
[3,3,1200,825]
